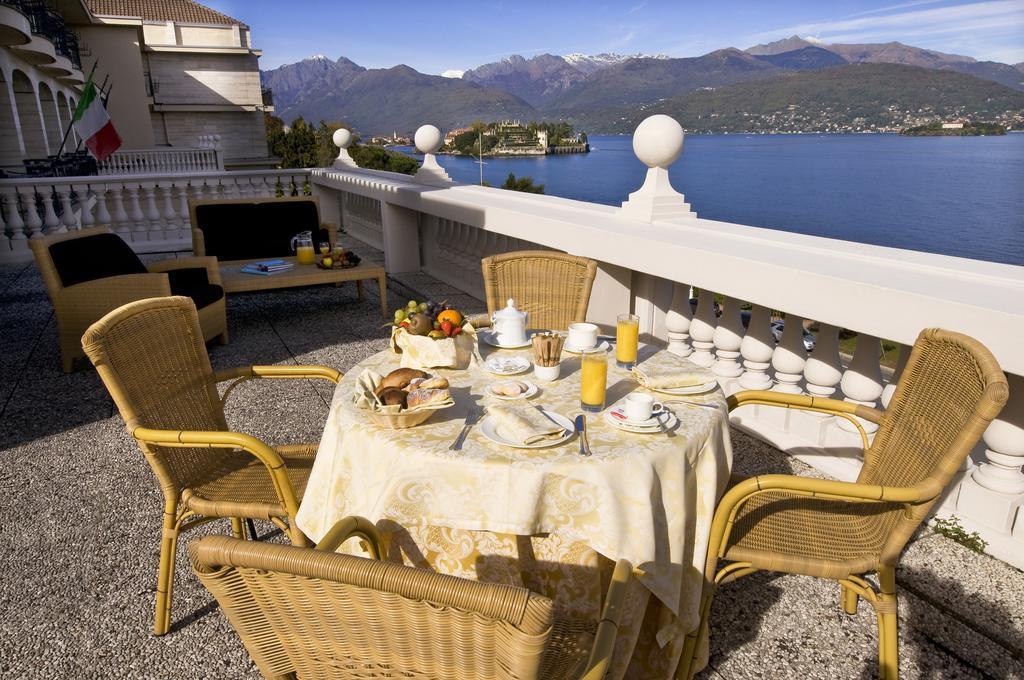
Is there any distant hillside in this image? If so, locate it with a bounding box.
[463,54,585,106]
[579,63,1024,134]
[264,62,535,134]
[544,49,784,115]
[752,46,847,70]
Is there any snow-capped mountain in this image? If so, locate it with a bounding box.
[563,52,669,74]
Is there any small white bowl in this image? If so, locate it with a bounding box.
[534,363,561,381]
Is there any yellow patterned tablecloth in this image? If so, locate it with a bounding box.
[296,343,732,678]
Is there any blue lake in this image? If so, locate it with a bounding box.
[396,134,1024,266]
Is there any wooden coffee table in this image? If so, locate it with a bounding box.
[218,257,388,317]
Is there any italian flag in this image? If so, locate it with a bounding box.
[72,78,121,162]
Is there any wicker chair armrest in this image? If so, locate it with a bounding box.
[131,426,302,517]
[315,516,386,558]
[728,390,884,451]
[214,365,341,405]
[581,558,632,680]
[147,255,222,285]
[704,473,944,573]
[60,273,171,312]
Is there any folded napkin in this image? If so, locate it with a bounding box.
[487,404,567,445]
[633,356,714,389]
[352,369,454,414]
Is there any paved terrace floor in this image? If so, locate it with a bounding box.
[0,249,1022,679]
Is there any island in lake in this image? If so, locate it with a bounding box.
[443,120,589,157]
[901,121,1006,136]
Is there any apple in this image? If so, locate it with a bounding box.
[322,256,333,267]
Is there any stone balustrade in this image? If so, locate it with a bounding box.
[97,146,223,176]
[306,120,1024,567]
[0,168,308,256]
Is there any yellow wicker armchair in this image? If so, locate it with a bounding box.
[481,250,598,330]
[30,226,227,372]
[81,296,341,636]
[676,328,1008,680]
[190,516,632,680]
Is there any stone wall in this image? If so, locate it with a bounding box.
[147,53,262,107]
[152,110,268,160]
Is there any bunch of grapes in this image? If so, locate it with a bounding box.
[392,299,452,325]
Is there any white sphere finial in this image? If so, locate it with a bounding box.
[632,114,684,168]
[332,128,352,149]
[415,125,443,154]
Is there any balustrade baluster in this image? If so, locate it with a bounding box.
[739,305,774,390]
[143,184,163,238]
[177,184,191,234]
[125,185,147,241]
[74,185,94,228]
[41,188,62,234]
[804,323,843,399]
[3,189,26,244]
[837,333,884,434]
[771,315,807,393]
[880,343,910,408]
[57,187,75,232]
[108,186,130,236]
[160,184,178,238]
[92,185,112,229]
[712,296,744,378]
[689,290,717,368]
[24,189,44,239]
[665,282,693,357]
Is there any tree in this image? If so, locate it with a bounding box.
[501,173,544,194]
[265,115,418,175]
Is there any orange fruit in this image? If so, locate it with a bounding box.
[437,309,463,326]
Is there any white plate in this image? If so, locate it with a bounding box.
[645,380,719,396]
[606,404,665,428]
[479,409,574,449]
[604,410,678,433]
[479,329,534,349]
[484,356,531,375]
[562,340,611,355]
[487,379,539,401]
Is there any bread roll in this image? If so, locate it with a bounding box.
[406,388,451,409]
[418,376,450,390]
[376,387,407,408]
[492,381,527,397]
[380,368,427,390]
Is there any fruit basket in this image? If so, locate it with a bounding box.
[388,300,477,370]
[315,251,361,269]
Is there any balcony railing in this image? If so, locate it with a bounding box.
[3,0,81,67]
[0,119,1021,570]
[97,146,224,175]
[261,87,274,107]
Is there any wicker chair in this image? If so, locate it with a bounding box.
[190,516,632,680]
[81,296,340,636]
[481,250,598,330]
[30,226,227,372]
[676,328,1008,680]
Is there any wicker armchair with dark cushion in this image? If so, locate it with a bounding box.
[190,517,632,680]
[676,328,1008,680]
[481,250,598,331]
[82,296,340,635]
[30,227,227,372]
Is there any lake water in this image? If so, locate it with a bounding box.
[396,134,1024,266]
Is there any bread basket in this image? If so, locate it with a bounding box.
[366,407,443,429]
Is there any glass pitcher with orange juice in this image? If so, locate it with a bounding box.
[616,313,640,369]
[291,231,315,264]
[580,347,608,412]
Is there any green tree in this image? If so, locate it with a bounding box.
[501,173,544,194]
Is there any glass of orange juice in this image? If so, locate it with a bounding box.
[580,347,608,412]
[616,313,639,369]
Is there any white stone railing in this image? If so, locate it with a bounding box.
[97,147,223,176]
[308,120,1024,568]
[0,168,310,257]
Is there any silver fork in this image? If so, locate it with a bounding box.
[449,406,484,451]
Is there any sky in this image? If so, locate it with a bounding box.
[205,0,1024,72]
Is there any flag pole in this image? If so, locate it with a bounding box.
[55,60,99,160]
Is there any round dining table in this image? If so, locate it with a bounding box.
[296,339,733,679]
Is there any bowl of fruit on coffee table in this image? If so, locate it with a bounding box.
[388,299,477,370]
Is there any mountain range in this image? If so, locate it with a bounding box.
[260,36,1024,135]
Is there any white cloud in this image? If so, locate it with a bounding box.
[440,69,464,78]
[842,0,948,19]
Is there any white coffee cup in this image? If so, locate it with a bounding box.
[625,393,662,423]
[567,322,598,351]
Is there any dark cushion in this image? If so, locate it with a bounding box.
[167,267,224,309]
[194,200,328,261]
[49,233,147,287]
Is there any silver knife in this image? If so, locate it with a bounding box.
[575,414,592,456]
[450,406,483,451]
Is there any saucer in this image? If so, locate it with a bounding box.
[645,380,719,396]
[487,379,539,400]
[604,409,677,433]
[484,356,531,375]
[480,329,533,349]
[607,404,665,428]
[562,340,611,355]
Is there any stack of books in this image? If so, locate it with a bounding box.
[240,259,296,276]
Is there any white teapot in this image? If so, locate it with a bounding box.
[491,298,529,346]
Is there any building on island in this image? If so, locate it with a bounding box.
[942,121,965,129]
[0,0,275,173]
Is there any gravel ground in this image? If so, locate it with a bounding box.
[0,257,1020,679]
